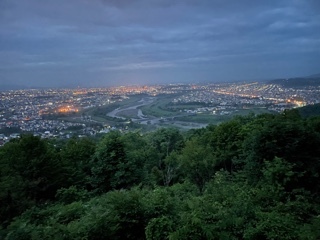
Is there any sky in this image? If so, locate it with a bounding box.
[0,0,320,89]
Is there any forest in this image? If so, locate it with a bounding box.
[0,109,320,239]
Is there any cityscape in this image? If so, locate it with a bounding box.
[2,1,320,238]
[1,81,319,144]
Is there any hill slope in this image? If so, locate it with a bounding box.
[267,74,320,88]
[298,103,320,118]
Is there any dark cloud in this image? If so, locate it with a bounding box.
[0,0,319,88]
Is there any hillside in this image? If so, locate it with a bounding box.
[307,73,320,78]
[298,103,320,118]
[267,74,320,88]
[1,110,320,239]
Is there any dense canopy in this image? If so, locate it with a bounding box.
[1,109,320,239]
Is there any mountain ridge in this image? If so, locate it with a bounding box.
[267,73,320,88]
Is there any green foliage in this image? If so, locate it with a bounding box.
[149,128,184,160]
[55,186,90,204]
[90,131,147,192]
[244,114,320,193]
[60,137,96,188]
[179,138,215,193]
[1,113,320,239]
[0,135,69,226]
[146,128,184,186]
[121,132,152,186]
[145,216,173,240]
[298,103,320,118]
[89,189,147,240]
[262,157,296,188]
[91,131,127,192]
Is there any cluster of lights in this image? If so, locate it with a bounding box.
[56,105,79,113]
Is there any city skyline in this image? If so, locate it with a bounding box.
[1,0,320,89]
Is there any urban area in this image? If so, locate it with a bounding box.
[1,81,319,145]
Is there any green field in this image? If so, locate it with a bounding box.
[57,94,275,132]
[139,94,181,117]
[174,114,229,125]
[80,94,146,123]
[117,109,139,119]
[174,108,273,124]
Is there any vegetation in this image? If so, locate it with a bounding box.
[267,77,320,88]
[1,109,320,239]
[298,103,320,118]
[139,95,181,117]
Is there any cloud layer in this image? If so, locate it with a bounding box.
[0,0,319,88]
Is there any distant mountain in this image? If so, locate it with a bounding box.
[0,84,77,91]
[306,73,320,78]
[267,73,320,88]
[0,84,29,91]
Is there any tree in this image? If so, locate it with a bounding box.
[243,117,320,193]
[121,132,153,186]
[147,128,184,186]
[179,138,215,193]
[0,135,68,226]
[91,131,127,192]
[91,131,146,192]
[208,116,254,173]
[60,137,96,188]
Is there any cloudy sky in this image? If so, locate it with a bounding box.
[0,0,319,88]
